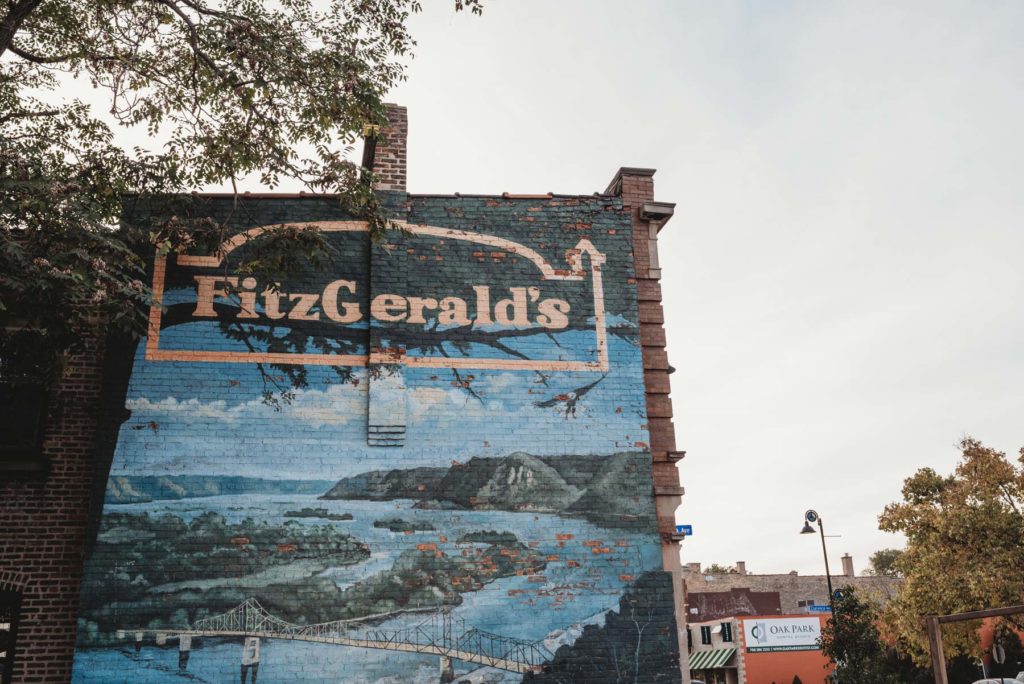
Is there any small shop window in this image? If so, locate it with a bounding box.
[721,621,733,642]
[687,627,693,649]
[700,625,712,645]
[0,589,22,684]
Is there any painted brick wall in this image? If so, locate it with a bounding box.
[52,193,683,683]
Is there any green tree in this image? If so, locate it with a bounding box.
[820,588,934,684]
[819,588,907,684]
[703,563,734,574]
[879,438,1024,666]
[863,548,905,578]
[0,0,479,377]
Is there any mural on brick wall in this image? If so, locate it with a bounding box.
[70,197,679,683]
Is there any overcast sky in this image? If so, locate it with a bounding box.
[385,0,1024,575]
[67,1,1024,575]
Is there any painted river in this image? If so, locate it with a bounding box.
[71,494,660,683]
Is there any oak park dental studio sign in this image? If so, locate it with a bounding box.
[743,618,822,653]
[144,220,612,372]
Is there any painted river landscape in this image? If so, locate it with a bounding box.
[73,452,666,683]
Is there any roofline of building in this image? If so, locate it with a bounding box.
[603,166,657,196]
[687,612,832,624]
[685,572,880,579]
[156,191,620,200]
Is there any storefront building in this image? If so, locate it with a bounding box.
[740,614,832,684]
[688,614,832,684]
[688,617,741,684]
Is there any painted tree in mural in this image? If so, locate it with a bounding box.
[879,437,1024,665]
[0,0,480,379]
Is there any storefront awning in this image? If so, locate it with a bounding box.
[689,647,736,670]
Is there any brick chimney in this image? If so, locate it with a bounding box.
[736,561,747,576]
[842,553,855,577]
[366,103,407,192]
[687,562,701,574]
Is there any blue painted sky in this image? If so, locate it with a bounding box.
[113,331,647,481]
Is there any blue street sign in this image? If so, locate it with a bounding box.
[675,525,693,536]
[808,605,832,613]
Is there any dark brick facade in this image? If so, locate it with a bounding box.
[0,332,107,683]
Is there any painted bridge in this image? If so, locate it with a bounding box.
[129,598,553,677]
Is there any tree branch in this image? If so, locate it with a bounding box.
[8,42,78,63]
[997,483,1022,517]
[175,0,248,22]
[151,0,233,85]
[0,0,44,58]
[0,109,60,125]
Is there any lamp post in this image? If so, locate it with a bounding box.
[800,509,834,606]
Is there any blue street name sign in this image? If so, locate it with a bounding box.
[675,525,693,536]
[808,605,832,613]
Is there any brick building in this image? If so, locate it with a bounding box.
[686,588,782,624]
[680,557,901,684]
[686,613,833,684]
[0,106,689,683]
[683,557,902,616]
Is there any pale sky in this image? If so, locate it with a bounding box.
[63,1,1024,575]
[386,1,1024,575]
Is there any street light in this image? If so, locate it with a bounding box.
[800,509,834,606]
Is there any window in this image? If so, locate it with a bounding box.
[721,622,733,642]
[0,383,48,474]
[687,628,693,649]
[0,589,22,684]
[0,340,50,475]
[700,625,712,645]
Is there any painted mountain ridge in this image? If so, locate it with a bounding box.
[319,466,448,501]
[321,452,656,530]
[105,475,335,504]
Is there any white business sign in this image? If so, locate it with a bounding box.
[742,617,822,653]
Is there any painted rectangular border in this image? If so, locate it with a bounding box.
[145,222,610,372]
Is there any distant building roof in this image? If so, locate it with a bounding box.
[686,587,782,622]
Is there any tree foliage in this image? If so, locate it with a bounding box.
[819,588,931,684]
[863,548,905,578]
[0,0,479,377]
[878,437,1024,665]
